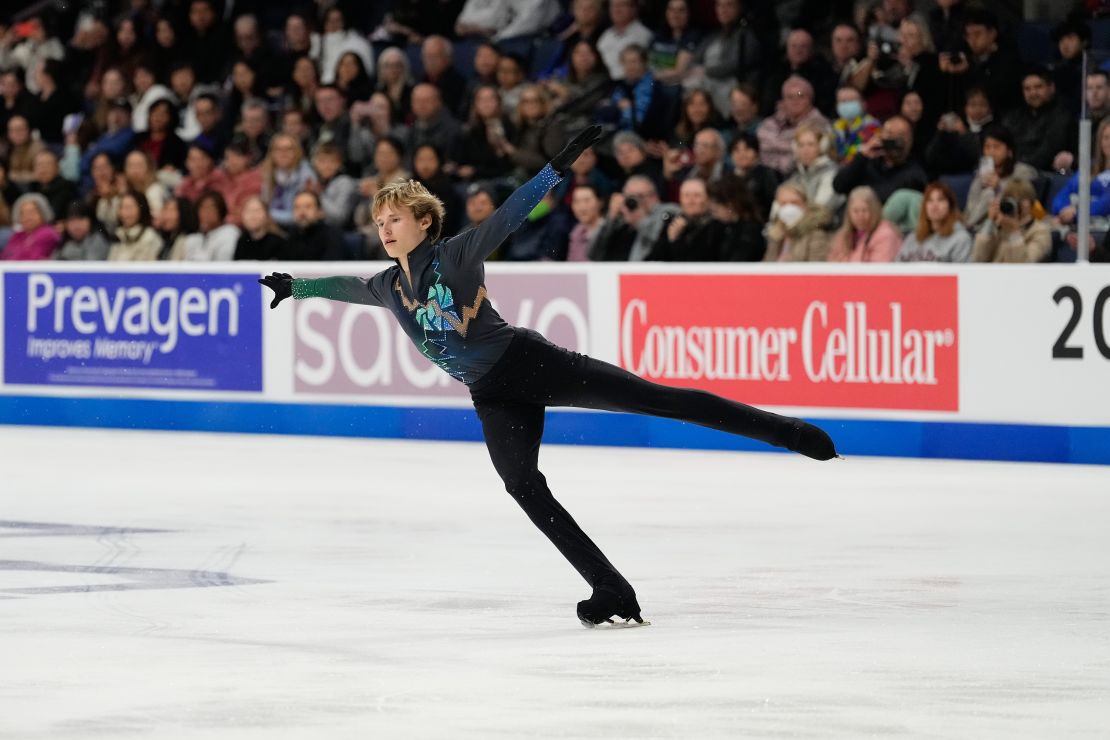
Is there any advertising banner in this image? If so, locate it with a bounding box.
[619,274,959,411]
[293,271,590,397]
[3,271,262,391]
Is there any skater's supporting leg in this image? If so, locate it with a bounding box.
[473,398,634,593]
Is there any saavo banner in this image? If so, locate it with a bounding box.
[619,274,959,411]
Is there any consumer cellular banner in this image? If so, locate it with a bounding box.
[619,274,959,412]
[4,272,262,391]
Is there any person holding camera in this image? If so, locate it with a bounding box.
[832,114,926,204]
[924,86,993,177]
[963,123,1037,234]
[937,8,1021,118]
[590,175,679,261]
[972,178,1050,263]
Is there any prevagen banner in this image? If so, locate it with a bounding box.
[293,271,590,398]
[619,273,959,411]
[3,271,262,391]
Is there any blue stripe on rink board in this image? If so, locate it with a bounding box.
[1,394,1108,465]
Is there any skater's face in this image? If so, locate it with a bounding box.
[376,204,433,258]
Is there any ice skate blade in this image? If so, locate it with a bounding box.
[580,618,652,630]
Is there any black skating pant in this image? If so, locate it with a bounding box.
[468,328,803,593]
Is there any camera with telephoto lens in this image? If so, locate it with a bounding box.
[624,196,639,211]
[999,197,1020,217]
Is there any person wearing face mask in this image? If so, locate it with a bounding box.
[832,114,927,203]
[832,86,880,163]
[762,182,831,262]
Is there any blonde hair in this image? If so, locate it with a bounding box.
[833,186,883,255]
[372,179,447,242]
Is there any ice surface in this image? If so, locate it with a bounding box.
[1,426,1108,738]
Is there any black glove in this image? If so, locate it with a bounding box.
[549,124,604,175]
[258,272,293,309]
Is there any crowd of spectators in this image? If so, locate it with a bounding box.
[1,0,1108,264]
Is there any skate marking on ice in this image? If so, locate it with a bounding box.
[580,618,652,630]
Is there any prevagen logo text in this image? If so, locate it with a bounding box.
[25,273,240,363]
[5,270,262,391]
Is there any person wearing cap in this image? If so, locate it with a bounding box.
[57,201,110,261]
[1,193,60,260]
[78,98,135,188]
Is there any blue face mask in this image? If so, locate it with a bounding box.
[837,100,863,120]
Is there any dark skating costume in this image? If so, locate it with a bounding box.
[263,130,837,626]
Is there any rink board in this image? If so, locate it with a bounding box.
[1,262,1108,464]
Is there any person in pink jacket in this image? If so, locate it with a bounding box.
[1,193,61,260]
[827,185,902,262]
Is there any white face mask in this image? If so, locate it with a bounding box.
[777,203,804,228]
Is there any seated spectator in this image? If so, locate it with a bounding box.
[1003,69,1076,173]
[454,85,517,181]
[828,186,902,262]
[108,190,163,261]
[412,144,462,240]
[1086,69,1110,132]
[607,45,672,141]
[1051,17,1088,118]
[285,56,320,121]
[31,59,71,145]
[833,115,926,203]
[672,89,724,150]
[260,134,316,229]
[686,0,761,115]
[924,86,993,177]
[785,125,843,215]
[890,14,943,129]
[730,131,781,221]
[348,93,406,174]
[928,0,967,56]
[123,150,168,218]
[333,52,374,104]
[405,84,462,168]
[236,100,271,167]
[283,191,348,260]
[175,140,228,203]
[504,85,555,177]
[78,98,135,188]
[964,124,1037,233]
[1,193,60,260]
[762,28,837,118]
[552,145,615,206]
[455,0,559,41]
[756,76,830,175]
[86,152,122,233]
[598,0,654,80]
[56,201,109,261]
[705,173,765,261]
[592,175,680,261]
[900,91,929,163]
[420,36,467,117]
[663,128,727,198]
[613,131,664,194]
[1,18,64,96]
[542,40,612,123]
[547,0,607,76]
[179,190,239,260]
[0,67,37,137]
[723,83,761,144]
[832,86,880,163]
[354,137,410,254]
[496,53,528,118]
[462,182,499,234]
[29,150,76,224]
[82,69,128,142]
[762,182,831,262]
[191,93,228,159]
[234,195,287,260]
[829,22,865,90]
[312,85,354,163]
[319,8,374,89]
[280,108,312,153]
[130,60,173,134]
[155,196,197,260]
[1053,119,1110,228]
[226,61,265,134]
[972,178,1051,262]
[5,115,43,188]
[567,183,606,261]
[310,141,357,229]
[897,181,972,262]
[648,177,712,260]
[150,16,185,83]
[213,136,262,225]
[937,8,1022,117]
[373,48,414,123]
[649,0,702,85]
[133,98,188,173]
[232,15,279,95]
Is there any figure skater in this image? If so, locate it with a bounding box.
[260,126,837,627]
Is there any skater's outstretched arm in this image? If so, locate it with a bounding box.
[258,272,387,309]
[444,125,604,265]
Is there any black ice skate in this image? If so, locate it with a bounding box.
[577,583,646,628]
[786,419,838,461]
